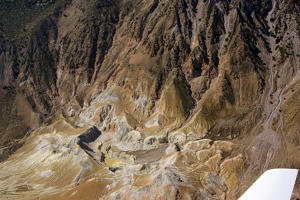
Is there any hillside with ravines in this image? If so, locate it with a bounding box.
[0,0,299,199]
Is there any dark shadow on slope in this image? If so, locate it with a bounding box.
[78,126,101,143]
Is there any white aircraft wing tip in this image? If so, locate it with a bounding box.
[239,168,298,200]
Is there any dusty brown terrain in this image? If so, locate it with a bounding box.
[0,0,299,199]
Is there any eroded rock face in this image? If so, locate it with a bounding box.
[0,0,300,199]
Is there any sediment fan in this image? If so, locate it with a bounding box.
[239,169,298,200]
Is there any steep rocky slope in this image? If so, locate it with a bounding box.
[0,0,299,199]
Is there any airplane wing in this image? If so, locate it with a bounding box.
[239,168,298,200]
